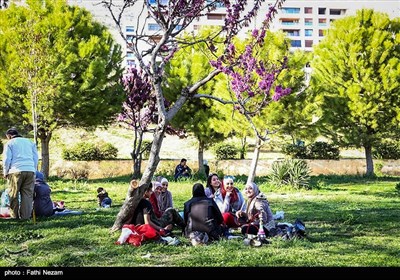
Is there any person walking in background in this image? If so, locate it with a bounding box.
[96,187,112,208]
[2,128,39,220]
[33,171,54,217]
[216,176,245,228]
[174,158,192,181]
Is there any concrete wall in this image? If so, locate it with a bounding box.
[49,159,400,179]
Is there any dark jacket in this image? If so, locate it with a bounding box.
[33,171,54,217]
[183,183,224,240]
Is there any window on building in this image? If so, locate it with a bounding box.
[148,0,168,5]
[282,8,300,14]
[148,23,161,31]
[284,29,300,36]
[318,8,326,15]
[305,40,313,48]
[329,9,344,15]
[207,0,225,8]
[126,26,135,33]
[290,40,301,47]
[127,60,136,67]
[318,18,327,26]
[318,29,325,37]
[304,18,313,26]
[207,13,225,20]
[281,18,299,25]
[305,29,313,36]
[304,7,312,14]
[126,52,134,58]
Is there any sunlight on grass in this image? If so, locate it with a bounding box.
[0,175,399,267]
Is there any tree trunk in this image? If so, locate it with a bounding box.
[111,127,166,232]
[197,140,205,177]
[38,130,52,179]
[364,144,374,177]
[131,131,144,179]
[240,136,247,159]
[247,138,262,184]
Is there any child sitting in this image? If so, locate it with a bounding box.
[97,187,112,208]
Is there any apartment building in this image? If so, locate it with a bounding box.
[67,0,399,66]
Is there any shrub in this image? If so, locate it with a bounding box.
[0,141,3,154]
[62,141,118,160]
[373,140,400,159]
[214,143,239,160]
[282,144,307,159]
[269,159,311,189]
[282,141,339,160]
[97,141,118,160]
[307,141,340,160]
[395,182,400,193]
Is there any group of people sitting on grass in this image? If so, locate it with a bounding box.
[116,173,299,247]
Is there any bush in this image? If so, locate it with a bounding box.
[269,159,311,189]
[307,141,340,160]
[97,141,118,160]
[0,141,3,154]
[62,141,118,161]
[214,143,239,160]
[373,140,400,159]
[282,141,339,160]
[282,144,307,159]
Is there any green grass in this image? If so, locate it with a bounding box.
[0,175,399,267]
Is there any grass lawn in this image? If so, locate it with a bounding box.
[0,175,399,268]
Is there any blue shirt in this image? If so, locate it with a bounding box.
[2,137,39,175]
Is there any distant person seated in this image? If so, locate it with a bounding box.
[34,171,55,217]
[97,187,112,208]
[174,158,192,181]
[34,171,82,217]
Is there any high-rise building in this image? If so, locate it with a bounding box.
[67,1,400,65]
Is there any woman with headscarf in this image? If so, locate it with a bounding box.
[159,178,173,214]
[235,182,276,236]
[183,183,224,242]
[216,176,245,228]
[149,181,163,218]
[33,171,54,217]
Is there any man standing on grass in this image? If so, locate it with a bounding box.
[2,128,39,220]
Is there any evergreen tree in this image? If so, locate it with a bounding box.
[0,0,125,177]
[312,9,400,176]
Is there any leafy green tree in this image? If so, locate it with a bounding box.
[0,0,124,177]
[311,9,400,176]
[164,28,229,175]
[104,0,290,231]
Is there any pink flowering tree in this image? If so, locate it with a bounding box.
[102,0,290,231]
[118,68,156,179]
[119,67,183,179]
